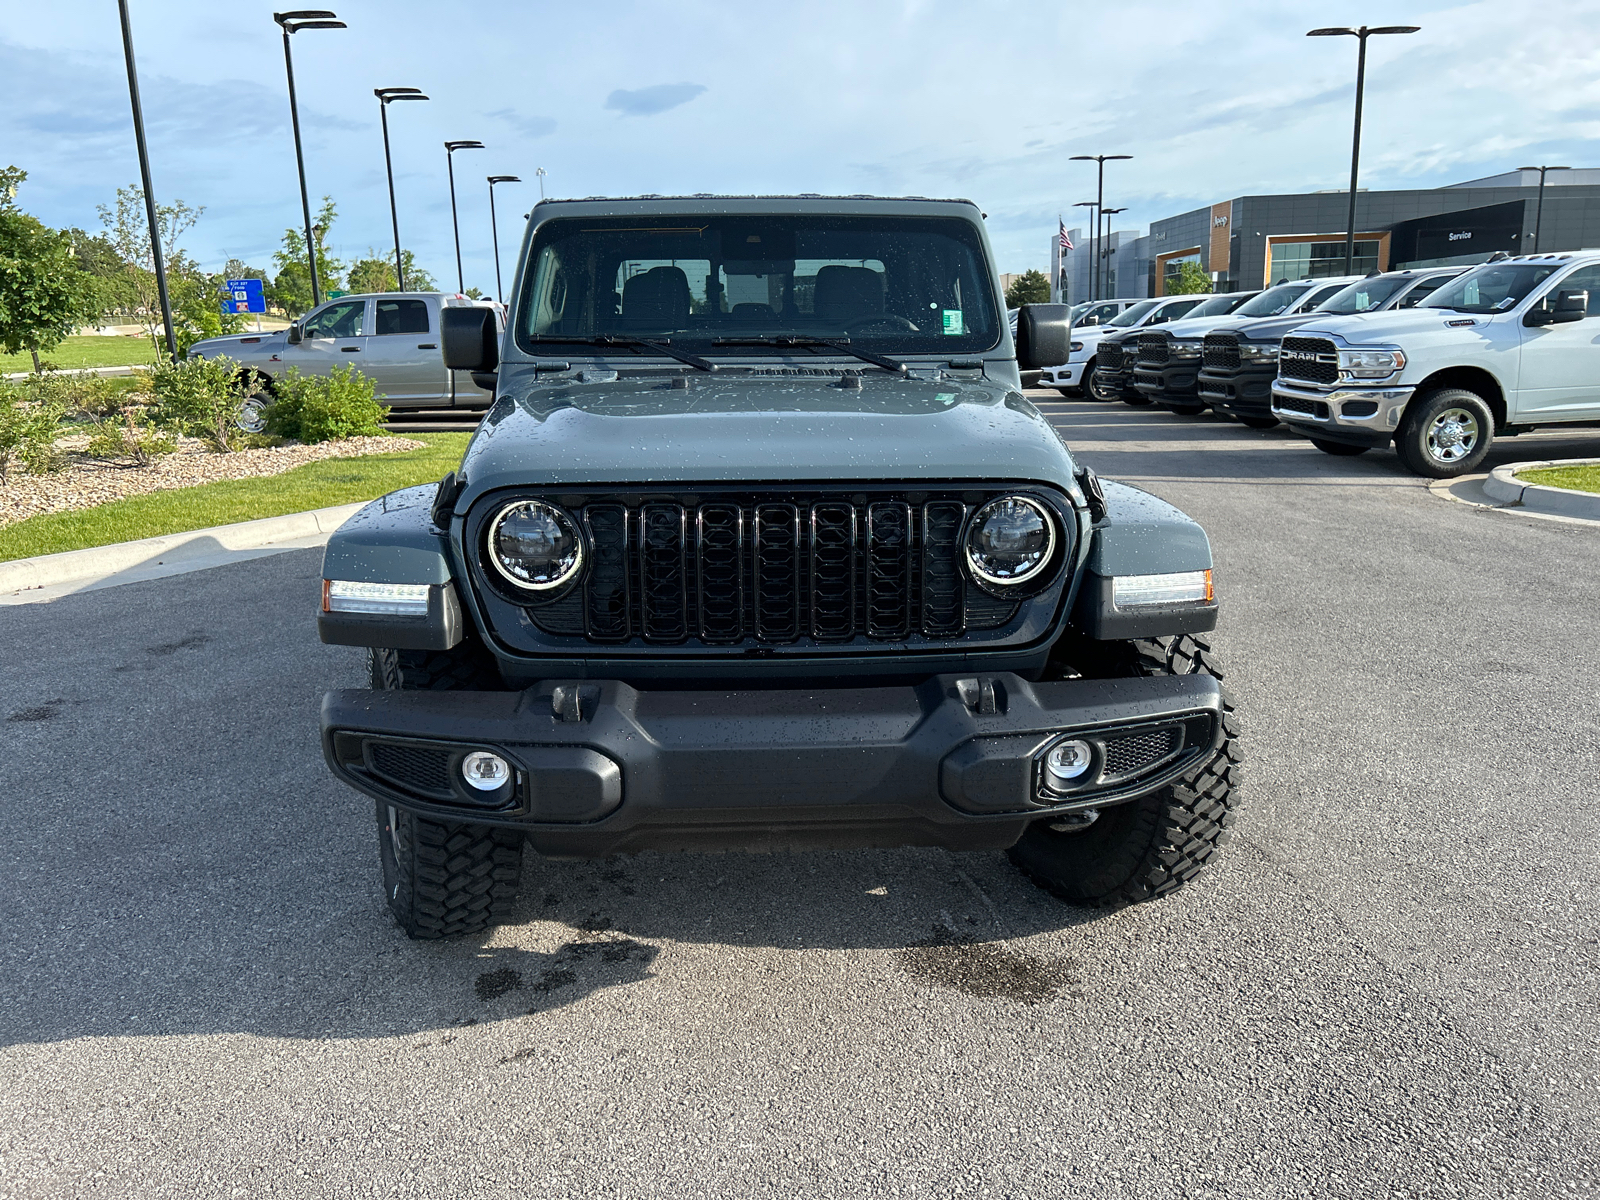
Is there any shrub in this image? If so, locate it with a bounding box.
[83,411,176,466]
[16,370,128,420]
[0,382,67,482]
[146,354,249,451]
[264,365,389,443]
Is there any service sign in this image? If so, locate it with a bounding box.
[223,278,266,314]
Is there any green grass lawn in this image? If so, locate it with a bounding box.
[1520,463,1600,495]
[0,433,471,563]
[0,336,161,374]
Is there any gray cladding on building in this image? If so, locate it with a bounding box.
[1053,168,1600,301]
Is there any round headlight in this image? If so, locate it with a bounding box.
[965,496,1056,588]
[487,500,583,591]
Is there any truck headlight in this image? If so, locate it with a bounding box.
[1338,349,1405,379]
[1239,343,1279,364]
[1112,570,1213,607]
[487,500,584,591]
[1170,339,1202,360]
[1069,341,1083,352]
[965,496,1057,588]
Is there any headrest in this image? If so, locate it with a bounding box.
[814,266,884,321]
[620,266,692,328]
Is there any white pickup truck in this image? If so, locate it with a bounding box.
[1271,253,1600,476]
[188,292,499,428]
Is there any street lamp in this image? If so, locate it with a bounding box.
[274,11,346,309]
[115,0,177,363]
[444,140,485,293]
[1072,201,1099,301]
[1308,24,1420,276]
[535,167,547,200]
[1517,165,1570,253]
[1101,207,1127,295]
[486,176,520,301]
[1071,154,1132,302]
[375,88,428,291]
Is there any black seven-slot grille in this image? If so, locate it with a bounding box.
[1278,336,1340,385]
[1202,331,1240,370]
[1097,340,1126,371]
[1136,331,1171,366]
[478,490,1051,647]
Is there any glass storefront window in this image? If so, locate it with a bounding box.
[1269,240,1380,282]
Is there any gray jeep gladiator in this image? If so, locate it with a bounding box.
[315,196,1241,939]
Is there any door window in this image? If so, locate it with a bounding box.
[1397,274,1453,308]
[303,300,367,339]
[374,299,430,336]
[1542,265,1600,316]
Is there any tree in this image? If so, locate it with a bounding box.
[66,227,142,322]
[1166,261,1213,296]
[0,167,97,370]
[96,184,205,351]
[345,249,438,295]
[271,196,344,316]
[1004,269,1051,308]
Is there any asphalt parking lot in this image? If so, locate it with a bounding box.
[2,396,1597,1199]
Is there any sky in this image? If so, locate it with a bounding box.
[5,0,1600,292]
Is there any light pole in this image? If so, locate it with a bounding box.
[444,140,484,293]
[274,11,345,309]
[535,167,547,199]
[1071,154,1132,302]
[1308,24,1420,276]
[486,176,521,300]
[1518,165,1570,253]
[1073,201,1099,301]
[1101,207,1127,295]
[115,0,177,363]
[375,87,428,291]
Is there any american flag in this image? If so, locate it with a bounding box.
[1058,219,1074,251]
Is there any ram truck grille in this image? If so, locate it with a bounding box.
[1136,331,1170,366]
[477,490,1046,648]
[1202,332,1240,370]
[1278,336,1340,386]
[1097,342,1125,370]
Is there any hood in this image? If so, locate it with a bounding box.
[455,368,1076,504]
[188,330,287,355]
[1199,311,1343,344]
[1141,313,1239,340]
[1287,306,1506,345]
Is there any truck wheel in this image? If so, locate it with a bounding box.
[235,371,273,434]
[370,640,523,939]
[1007,635,1242,908]
[1395,388,1494,478]
[1238,416,1279,430]
[1122,393,1153,407]
[1309,438,1369,457]
[1166,403,1206,416]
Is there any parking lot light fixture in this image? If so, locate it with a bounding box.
[1073,201,1099,301]
[535,167,547,200]
[487,176,521,301]
[376,88,428,291]
[1101,207,1128,294]
[445,140,485,294]
[1071,155,1132,301]
[1517,165,1571,253]
[1308,25,1420,276]
[274,10,346,309]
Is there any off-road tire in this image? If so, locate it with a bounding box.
[370,639,523,939]
[1122,393,1153,406]
[1310,437,1369,457]
[377,801,524,940]
[1394,387,1494,478]
[1055,387,1078,399]
[1007,635,1242,908]
[1239,415,1278,430]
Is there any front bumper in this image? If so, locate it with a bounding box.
[1041,360,1088,387]
[1198,366,1277,418]
[1132,361,1202,402]
[1270,380,1415,446]
[322,673,1225,857]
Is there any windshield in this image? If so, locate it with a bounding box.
[1107,300,1159,327]
[1316,276,1410,315]
[1235,283,1313,318]
[516,214,1000,356]
[1421,263,1560,314]
[1181,294,1243,319]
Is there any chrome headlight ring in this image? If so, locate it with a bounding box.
[484,499,585,593]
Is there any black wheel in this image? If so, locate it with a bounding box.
[1239,415,1278,430]
[1166,403,1206,417]
[369,641,523,939]
[1007,635,1242,908]
[1122,393,1153,407]
[1309,438,1370,457]
[1086,363,1119,403]
[1394,387,1494,478]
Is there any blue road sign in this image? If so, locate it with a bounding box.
[223,278,267,315]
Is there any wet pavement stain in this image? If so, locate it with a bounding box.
[523,937,658,1008]
[898,924,1077,1005]
[475,969,523,1001]
[7,699,64,723]
[146,633,211,657]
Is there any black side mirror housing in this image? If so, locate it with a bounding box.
[1527,289,1589,326]
[286,322,302,345]
[442,306,499,372]
[1016,303,1073,369]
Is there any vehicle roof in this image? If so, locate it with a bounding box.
[527,195,985,220]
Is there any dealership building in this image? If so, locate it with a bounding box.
[1054,168,1600,301]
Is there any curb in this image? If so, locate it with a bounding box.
[1483,458,1600,518]
[0,502,365,596]
[1,364,143,382]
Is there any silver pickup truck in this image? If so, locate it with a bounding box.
[188,292,499,426]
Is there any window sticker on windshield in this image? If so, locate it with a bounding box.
[942,309,965,335]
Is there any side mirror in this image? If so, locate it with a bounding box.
[441,306,499,372]
[1016,303,1073,369]
[1525,289,1589,326]
[1081,314,1100,326]
[286,322,302,345]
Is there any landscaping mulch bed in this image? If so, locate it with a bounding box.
[0,435,421,528]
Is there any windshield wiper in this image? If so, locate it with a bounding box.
[528,334,714,372]
[712,336,905,374]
